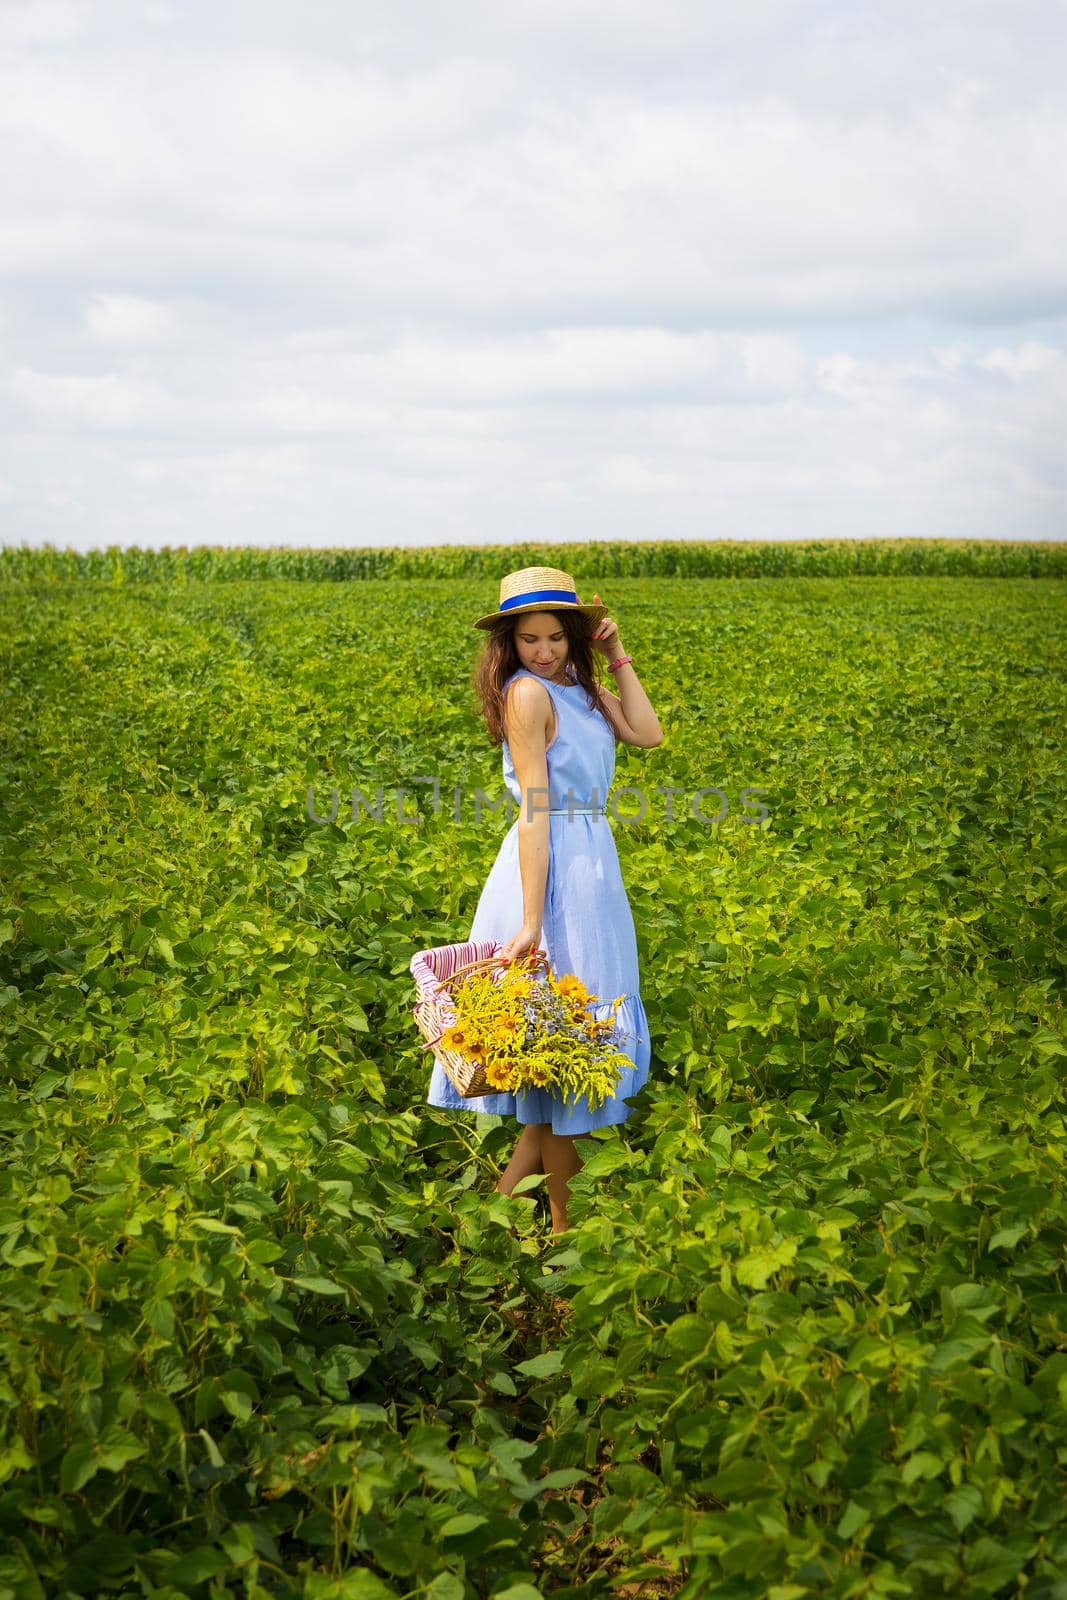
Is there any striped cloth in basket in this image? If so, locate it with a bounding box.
[410,938,522,1098]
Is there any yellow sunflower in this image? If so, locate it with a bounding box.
[484,1060,517,1091]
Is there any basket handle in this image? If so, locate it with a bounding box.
[431,949,550,993]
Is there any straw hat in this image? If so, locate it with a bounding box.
[473,565,609,631]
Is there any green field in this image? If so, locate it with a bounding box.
[1,566,1066,1598]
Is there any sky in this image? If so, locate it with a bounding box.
[1,0,1066,551]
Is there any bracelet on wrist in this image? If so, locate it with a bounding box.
[608,654,633,673]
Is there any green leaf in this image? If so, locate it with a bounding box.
[323,1575,401,1599]
[536,1468,588,1491]
[427,1576,466,1600]
[245,1236,285,1264]
[946,1484,984,1533]
[515,1349,565,1378]
[987,1224,1028,1252]
[441,1512,489,1538]
[510,1172,546,1195]
[663,1315,708,1358]
[95,1427,146,1472]
[166,1547,231,1584]
[32,1070,66,1100]
[735,1238,798,1289]
[145,1297,175,1338]
[900,1450,944,1484]
[221,1387,253,1422]
[60,1441,99,1493]
[837,1499,871,1540]
[141,1391,184,1437]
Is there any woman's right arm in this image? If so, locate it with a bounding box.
[498,678,552,964]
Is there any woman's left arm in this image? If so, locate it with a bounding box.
[585,590,664,747]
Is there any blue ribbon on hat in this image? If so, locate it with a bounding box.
[500,587,579,610]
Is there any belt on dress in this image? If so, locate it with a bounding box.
[546,805,602,814]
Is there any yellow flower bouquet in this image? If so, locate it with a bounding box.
[410,941,637,1109]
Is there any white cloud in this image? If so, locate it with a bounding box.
[10,368,166,428]
[0,0,1064,547]
[254,388,394,434]
[599,455,684,494]
[2,47,1065,324]
[0,1,88,47]
[0,61,184,199]
[85,293,178,345]
[43,486,86,521]
[251,329,809,418]
[977,342,1062,381]
[213,54,513,175]
[131,444,310,499]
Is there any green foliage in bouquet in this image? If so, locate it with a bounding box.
[440,952,638,1110]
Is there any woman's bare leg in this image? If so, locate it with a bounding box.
[540,1128,583,1233]
[495,1121,546,1196]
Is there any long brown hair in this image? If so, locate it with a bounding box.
[473,609,619,747]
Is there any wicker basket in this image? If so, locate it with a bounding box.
[410,938,550,1098]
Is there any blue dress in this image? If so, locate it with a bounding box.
[426,665,652,1135]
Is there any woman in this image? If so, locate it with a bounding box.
[426,565,663,1233]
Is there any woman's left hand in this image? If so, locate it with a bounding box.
[582,591,622,658]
